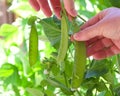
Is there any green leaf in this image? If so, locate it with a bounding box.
[0,24,22,47]
[96,81,107,92]
[0,69,14,77]
[39,17,61,49]
[0,24,18,38]
[114,84,120,96]
[51,64,60,76]
[102,72,114,85]
[82,78,98,89]
[26,88,44,96]
[1,63,21,86]
[109,0,120,7]
[85,59,111,78]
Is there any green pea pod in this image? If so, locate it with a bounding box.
[71,19,86,89]
[29,24,38,66]
[57,13,68,64]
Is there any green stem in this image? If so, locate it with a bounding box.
[77,15,86,22]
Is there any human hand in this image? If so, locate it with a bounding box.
[73,7,120,60]
[29,0,77,19]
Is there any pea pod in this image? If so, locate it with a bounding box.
[29,23,38,66]
[57,12,68,64]
[71,19,86,89]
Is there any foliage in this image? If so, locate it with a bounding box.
[0,0,120,96]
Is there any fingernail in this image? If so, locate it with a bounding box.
[70,9,77,17]
[73,33,80,40]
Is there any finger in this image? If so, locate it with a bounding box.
[112,39,120,50]
[81,14,101,30]
[29,0,40,11]
[86,36,103,47]
[81,9,107,30]
[73,22,103,41]
[50,0,61,19]
[63,0,77,17]
[93,46,120,60]
[73,9,109,41]
[37,0,52,17]
[87,38,113,56]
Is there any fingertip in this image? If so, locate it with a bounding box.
[55,9,61,19]
[45,11,52,17]
[29,0,40,11]
[63,0,77,17]
[73,32,87,41]
[69,9,77,17]
[93,55,103,60]
[73,33,80,41]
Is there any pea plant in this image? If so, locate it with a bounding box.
[0,0,120,96]
[27,1,120,96]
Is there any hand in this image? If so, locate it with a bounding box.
[29,0,77,19]
[73,7,120,60]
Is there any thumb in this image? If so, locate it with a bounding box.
[73,24,101,41]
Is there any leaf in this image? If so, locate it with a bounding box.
[0,69,14,77]
[96,81,107,92]
[1,63,21,86]
[0,24,18,39]
[114,84,120,96]
[39,17,61,49]
[102,72,114,85]
[0,24,22,47]
[109,0,120,7]
[26,88,44,96]
[85,59,111,78]
[51,64,60,76]
[82,78,98,88]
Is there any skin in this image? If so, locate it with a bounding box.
[73,7,120,60]
[29,0,77,19]
[29,1,120,60]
